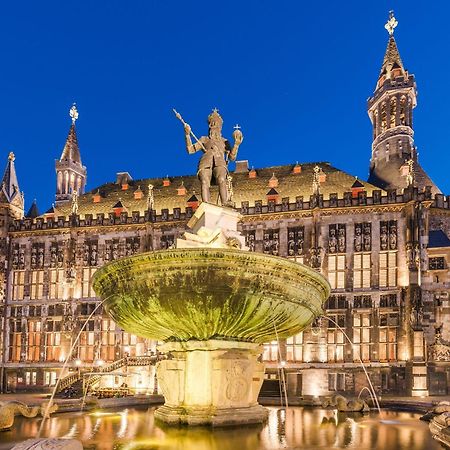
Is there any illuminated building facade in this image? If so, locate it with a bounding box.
[0,15,449,398]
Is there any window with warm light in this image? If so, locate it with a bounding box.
[379,251,397,287]
[353,253,371,288]
[353,312,371,362]
[81,267,97,298]
[379,312,398,361]
[286,333,303,362]
[12,271,25,300]
[263,341,279,361]
[49,269,65,299]
[45,319,62,361]
[328,255,346,289]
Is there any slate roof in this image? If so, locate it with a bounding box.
[429,230,450,248]
[60,124,82,164]
[49,162,383,217]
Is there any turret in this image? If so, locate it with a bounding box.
[0,152,24,220]
[55,104,87,202]
[367,12,439,194]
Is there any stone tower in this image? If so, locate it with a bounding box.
[0,152,24,220]
[55,104,87,203]
[367,12,439,194]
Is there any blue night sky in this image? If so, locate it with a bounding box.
[0,1,449,212]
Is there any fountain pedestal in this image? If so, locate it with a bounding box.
[155,340,267,426]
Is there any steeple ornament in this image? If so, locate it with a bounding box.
[8,152,15,162]
[385,11,398,36]
[69,103,79,124]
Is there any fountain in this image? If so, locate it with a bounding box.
[92,202,331,426]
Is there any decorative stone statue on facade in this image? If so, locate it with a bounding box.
[328,227,337,254]
[429,325,450,362]
[354,225,362,252]
[175,109,243,206]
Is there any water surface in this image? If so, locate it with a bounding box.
[0,406,439,450]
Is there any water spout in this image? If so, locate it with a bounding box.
[320,315,381,414]
[38,297,110,437]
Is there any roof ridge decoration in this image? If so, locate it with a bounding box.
[60,104,82,164]
[378,11,406,84]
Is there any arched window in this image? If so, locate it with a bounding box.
[399,96,406,125]
[57,171,63,194]
[380,102,387,133]
[389,97,397,128]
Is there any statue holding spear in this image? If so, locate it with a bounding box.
[173,108,243,206]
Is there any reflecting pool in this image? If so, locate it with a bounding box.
[0,406,440,450]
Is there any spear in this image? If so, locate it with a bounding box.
[172,109,206,151]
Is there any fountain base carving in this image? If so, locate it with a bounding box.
[155,340,268,426]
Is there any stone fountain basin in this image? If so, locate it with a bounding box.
[92,248,330,343]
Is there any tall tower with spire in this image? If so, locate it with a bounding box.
[55,104,87,202]
[0,152,24,219]
[367,12,440,193]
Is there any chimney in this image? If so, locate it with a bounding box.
[234,160,249,173]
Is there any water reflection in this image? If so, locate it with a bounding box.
[0,406,439,450]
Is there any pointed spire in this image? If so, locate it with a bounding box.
[377,12,406,88]
[26,199,40,218]
[0,152,20,203]
[60,104,82,164]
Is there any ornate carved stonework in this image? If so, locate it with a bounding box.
[245,230,256,252]
[288,226,304,256]
[429,327,450,362]
[12,244,25,270]
[83,241,98,266]
[125,237,140,256]
[329,224,345,254]
[263,229,279,256]
[354,224,362,252]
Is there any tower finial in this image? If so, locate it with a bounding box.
[8,152,15,162]
[69,103,79,124]
[384,10,398,36]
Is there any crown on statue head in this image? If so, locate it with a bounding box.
[208,108,223,127]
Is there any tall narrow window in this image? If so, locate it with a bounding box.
[12,271,25,300]
[286,333,303,362]
[30,271,44,300]
[81,267,97,298]
[45,320,62,362]
[327,327,345,362]
[328,255,346,289]
[26,320,41,361]
[353,313,371,362]
[379,312,398,361]
[353,253,371,288]
[9,319,22,362]
[49,269,65,299]
[100,319,116,362]
[79,319,95,362]
[262,341,279,362]
[379,252,397,287]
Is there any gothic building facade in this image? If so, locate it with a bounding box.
[0,17,449,398]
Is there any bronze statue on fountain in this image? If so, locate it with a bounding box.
[175,108,243,206]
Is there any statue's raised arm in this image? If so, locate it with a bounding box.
[228,125,244,162]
